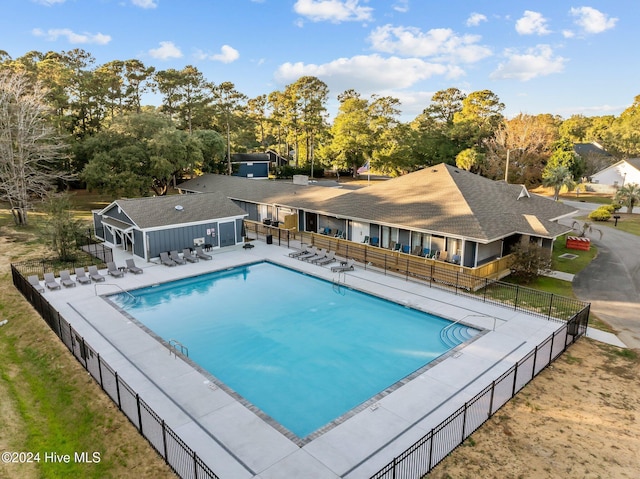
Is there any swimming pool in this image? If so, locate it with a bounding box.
[109,261,478,439]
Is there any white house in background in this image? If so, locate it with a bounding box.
[589,159,640,193]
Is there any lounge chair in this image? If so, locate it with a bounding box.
[107,261,125,278]
[125,259,143,274]
[288,248,309,258]
[75,267,92,285]
[59,270,76,287]
[183,248,199,263]
[297,247,318,261]
[44,272,61,290]
[88,265,106,282]
[194,246,212,261]
[331,259,355,272]
[309,249,328,263]
[170,250,186,265]
[160,251,177,266]
[28,275,45,293]
[317,251,336,266]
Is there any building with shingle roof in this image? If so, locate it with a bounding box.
[179,164,577,268]
[93,192,247,261]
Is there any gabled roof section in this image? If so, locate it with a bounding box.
[574,142,613,158]
[101,192,247,230]
[178,174,351,210]
[626,158,640,172]
[322,164,576,241]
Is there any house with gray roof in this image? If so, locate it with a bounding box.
[179,164,577,268]
[93,192,248,261]
[589,158,640,193]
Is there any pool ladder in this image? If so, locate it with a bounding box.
[169,339,189,358]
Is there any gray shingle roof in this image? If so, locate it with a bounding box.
[103,192,247,230]
[178,165,577,242]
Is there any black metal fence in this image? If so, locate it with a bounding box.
[369,305,589,479]
[11,266,220,479]
[245,223,589,323]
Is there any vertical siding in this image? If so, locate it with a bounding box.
[93,212,104,240]
[147,223,222,258]
[133,230,145,259]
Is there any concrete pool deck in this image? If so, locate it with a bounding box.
[40,242,567,479]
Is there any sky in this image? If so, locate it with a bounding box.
[2,0,638,121]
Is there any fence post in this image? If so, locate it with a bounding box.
[511,362,519,397]
[161,420,168,460]
[488,380,496,416]
[136,394,143,434]
[547,294,554,319]
[115,372,122,410]
[193,450,198,479]
[531,346,538,380]
[514,285,519,310]
[98,354,104,390]
[427,430,435,471]
[461,402,468,441]
[549,332,555,364]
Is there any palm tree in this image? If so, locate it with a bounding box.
[542,165,576,201]
[571,220,603,240]
[615,182,640,213]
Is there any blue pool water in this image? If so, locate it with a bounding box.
[109,261,477,438]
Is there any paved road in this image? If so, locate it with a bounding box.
[561,206,640,349]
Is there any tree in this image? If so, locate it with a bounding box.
[546,137,585,179]
[43,192,84,261]
[211,81,247,174]
[0,69,68,225]
[509,242,552,284]
[571,220,603,239]
[615,183,640,213]
[542,165,576,201]
[455,148,484,173]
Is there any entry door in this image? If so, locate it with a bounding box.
[219,222,236,247]
[305,212,318,232]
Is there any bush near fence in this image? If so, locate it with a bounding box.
[11,266,220,479]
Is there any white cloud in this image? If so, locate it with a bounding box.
[196,45,240,63]
[32,28,111,45]
[293,0,373,23]
[393,0,409,13]
[491,44,566,81]
[131,0,157,8]
[562,30,575,38]
[368,25,492,63]
[570,6,617,34]
[275,54,464,95]
[32,0,66,5]
[515,10,550,35]
[466,13,487,27]
[148,41,183,60]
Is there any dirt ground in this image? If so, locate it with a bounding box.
[429,339,640,479]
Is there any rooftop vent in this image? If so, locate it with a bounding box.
[175,205,184,211]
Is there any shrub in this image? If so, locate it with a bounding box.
[588,206,611,221]
[509,242,552,284]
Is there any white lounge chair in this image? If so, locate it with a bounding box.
[194,246,212,260]
[88,265,106,282]
[183,248,199,263]
[28,275,45,293]
[331,259,355,272]
[107,262,125,277]
[160,251,177,266]
[170,250,186,265]
[75,268,92,285]
[59,270,76,287]
[125,259,143,274]
[44,272,61,290]
[316,251,336,266]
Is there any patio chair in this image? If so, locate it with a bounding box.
[451,254,461,264]
[309,249,328,263]
[44,272,61,290]
[160,251,177,266]
[170,250,186,265]
[107,261,125,277]
[331,259,355,272]
[125,259,143,274]
[391,242,401,251]
[316,251,336,266]
[362,236,370,244]
[412,245,422,256]
[194,246,212,261]
[402,245,411,254]
[334,230,344,239]
[437,250,449,262]
[75,267,92,285]
[370,237,379,247]
[183,248,199,263]
[288,247,309,258]
[28,275,45,293]
[297,246,318,261]
[59,270,76,287]
[421,248,430,257]
[88,265,106,282]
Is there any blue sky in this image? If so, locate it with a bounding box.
[2,0,637,121]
